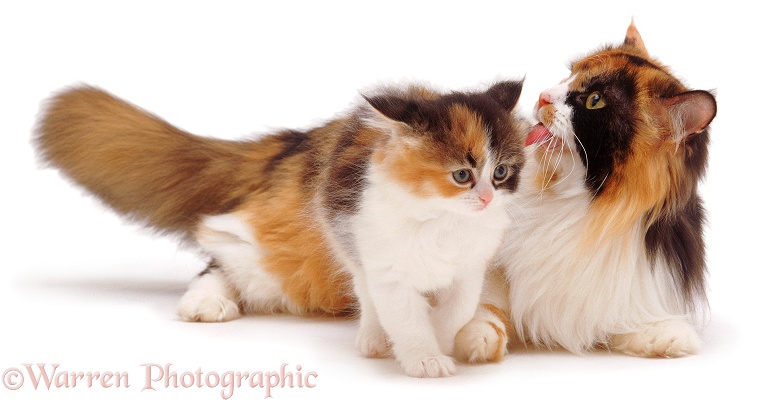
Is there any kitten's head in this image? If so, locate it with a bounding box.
[363,80,526,215]
[527,22,716,229]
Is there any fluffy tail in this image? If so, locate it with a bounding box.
[35,86,263,238]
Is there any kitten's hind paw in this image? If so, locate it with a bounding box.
[178,291,241,322]
[453,308,508,363]
[610,318,700,358]
[177,273,241,322]
[401,355,457,378]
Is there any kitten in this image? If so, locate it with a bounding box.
[453,22,716,361]
[35,81,527,377]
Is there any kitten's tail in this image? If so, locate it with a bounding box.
[35,86,265,239]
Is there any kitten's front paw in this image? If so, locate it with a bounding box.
[356,326,391,358]
[401,355,457,378]
[177,290,241,322]
[610,319,700,358]
[454,317,508,363]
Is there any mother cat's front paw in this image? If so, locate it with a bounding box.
[453,308,508,363]
[609,318,701,358]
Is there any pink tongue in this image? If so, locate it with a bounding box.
[525,123,553,146]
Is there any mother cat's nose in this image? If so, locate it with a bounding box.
[538,91,552,108]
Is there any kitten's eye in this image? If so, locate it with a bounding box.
[452,169,472,184]
[585,91,606,110]
[493,164,510,181]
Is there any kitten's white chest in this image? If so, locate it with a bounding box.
[352,173,507,293]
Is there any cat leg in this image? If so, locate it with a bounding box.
[190,213,299,317]
[453,268,511,363]
[430,274,485,356]
[367,280,456,378]
[178,267,241,322]
[352,273,391,358]
[608,317,701,358]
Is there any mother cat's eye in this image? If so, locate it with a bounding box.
[493,164,509,181]
[585,91,606,109]
[452,169,472,184]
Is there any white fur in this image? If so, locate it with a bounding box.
[346,159,513,377]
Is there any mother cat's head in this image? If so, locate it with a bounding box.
[526,22,717,232]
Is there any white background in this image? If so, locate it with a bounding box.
[2,1,760,401]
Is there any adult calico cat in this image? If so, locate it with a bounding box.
[454,23,717,361]
[35,81,526,377]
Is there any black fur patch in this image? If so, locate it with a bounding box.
[264,130,311,174]
[199,259,222,276]
[645,191,707,304]
[567,71,637,195]
[323,124,372,218]
[497,163,522,192]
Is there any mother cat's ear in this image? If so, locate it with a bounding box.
[623,20,649,56]
[660,90,717,141]
[486,79,524,111]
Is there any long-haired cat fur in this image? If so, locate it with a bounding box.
[35,80,527,377]
[453,22,717,361]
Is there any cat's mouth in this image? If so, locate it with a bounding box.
[525,123,562,148]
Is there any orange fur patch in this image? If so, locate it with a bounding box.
[480,303,511,361]
[448,104,489,163]
[486,321,508,361]
[243,188,354,316]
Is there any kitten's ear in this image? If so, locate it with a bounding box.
[623,20,649,56]
[363,95,429,131]
[660,90,717,141]
[487,80,524,111]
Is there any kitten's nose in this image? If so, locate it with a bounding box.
[475,181,494,206]
[538,91,552,108]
